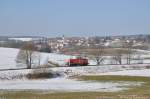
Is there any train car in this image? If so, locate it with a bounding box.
[65,57,88,66]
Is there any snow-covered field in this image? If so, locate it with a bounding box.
[0,68,142,92]
[0,47,150,92]
[1,47,150,70]
[0,47,73,69]
[0,48,20,69]
[0,77,141,92]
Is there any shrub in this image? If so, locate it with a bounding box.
[26,68,60,79]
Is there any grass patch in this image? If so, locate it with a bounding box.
[0,91,150,99]
[77,75,150,95]
[77,75,150,82]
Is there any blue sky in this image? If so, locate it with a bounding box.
[0,0,150,37]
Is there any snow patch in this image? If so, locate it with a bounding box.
[0,77,141,92]
[99,69,150,77]
[9,38,32,41]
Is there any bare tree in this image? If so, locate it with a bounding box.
[16,42,36,69]
[112,49,123,65]
[123,41,134,65]
[95,46,105,65]
[37,52,41,66]
[135,52,143,64]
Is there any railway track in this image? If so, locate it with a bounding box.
[0,63,150,72]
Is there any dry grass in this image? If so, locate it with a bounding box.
[0,75,150,99]
[78,75,150,95]
[0,91,150,99]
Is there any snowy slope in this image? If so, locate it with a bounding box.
[0,69,141,92]
[0,47,72,69]
[0,47,68,70]
[0,47,20,69]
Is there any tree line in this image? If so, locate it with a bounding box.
[94,41,143,65]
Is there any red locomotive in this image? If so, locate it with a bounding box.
[65,57,88,66]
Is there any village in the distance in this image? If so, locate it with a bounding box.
[1,34,150,52]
